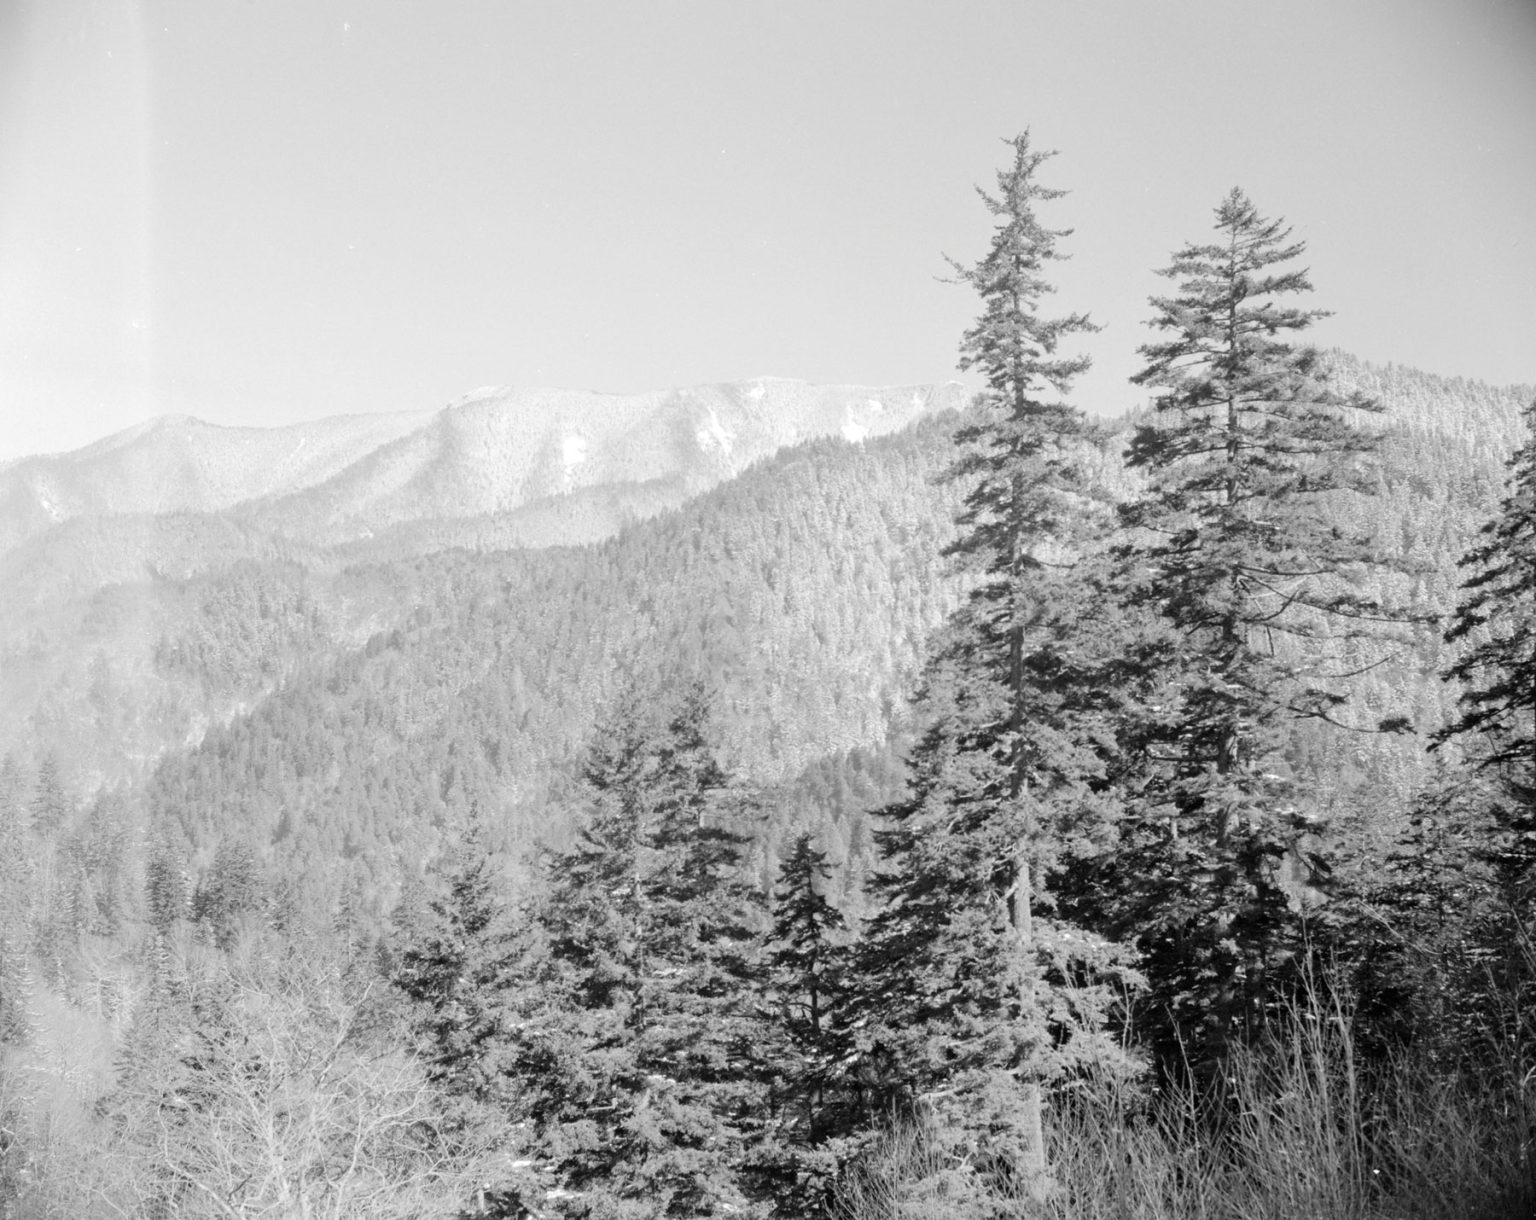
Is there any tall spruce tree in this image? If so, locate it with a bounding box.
[1102,187,1388,1068]
[192,836,268,950]
[861,132,1140,1204]
[145,837,193,934]
[392,818,525,1155]
[1438,395,1536,826]
[1432,394,1536,1015]
[524,683,771,1217]
[764,832,856,1211]
[29,752,70,840]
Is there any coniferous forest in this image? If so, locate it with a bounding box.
[1,133,1533,1218]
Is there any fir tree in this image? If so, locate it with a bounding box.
[769,833,851,1140]
[0,930,33,1046]
[74,790,129,935]
[0,755,27,837]
[29,751,70,840]
[192,836,268,950]
[1103,187,1388,1069]
[392,819,525,1149]
[764,832,856,1210]
[526,683,771,1217]
[861,132,1140,1204]
[1336,764,1508,1068]
[1437,394,1536,902]
[146,837,193,934]
[94,935,201,1220]
[1425,395,1536,1057]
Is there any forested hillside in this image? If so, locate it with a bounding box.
[137,416,971,916]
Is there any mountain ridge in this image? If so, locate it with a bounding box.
[0,378,968,558]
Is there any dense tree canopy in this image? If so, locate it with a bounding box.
[1097,187,1391,1067]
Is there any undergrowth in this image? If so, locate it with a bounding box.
[832,973,1535,1220]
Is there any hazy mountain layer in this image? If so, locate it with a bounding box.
[0,411,433,553]
[0,379,966,561]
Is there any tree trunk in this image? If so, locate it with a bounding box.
[1007,474,1050,1203]
[1012,851,1050,1203]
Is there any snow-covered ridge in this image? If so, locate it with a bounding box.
[0,378,968,557]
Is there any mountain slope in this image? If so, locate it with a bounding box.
[137,413,973,916]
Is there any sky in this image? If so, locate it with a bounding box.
[1,0,1533,461]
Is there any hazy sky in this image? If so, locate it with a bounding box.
[2,0,1533,461]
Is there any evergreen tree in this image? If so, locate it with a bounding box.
[0,930,34,1046]
[29,751,70,840]
[74,790,130,935]
[1336,763,1507,1068]
[1102,187,1388,1069]
[1438,394,1536,902]
[0,755,27,837]
[192,836,268,950]
[1420,395,1536,1062]
[392,819,525,1150]
[861,132,1140,1205]
[94,935,199,1216]
[146,837,193,934]
[764,832,856,1210]
[526,683,771,1217]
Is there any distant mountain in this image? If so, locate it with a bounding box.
[0,379,967,560]
[0,410,433,554]
[243,380,968,546]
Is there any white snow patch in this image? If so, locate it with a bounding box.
[696,406,734,457]
[561,434,587,491]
